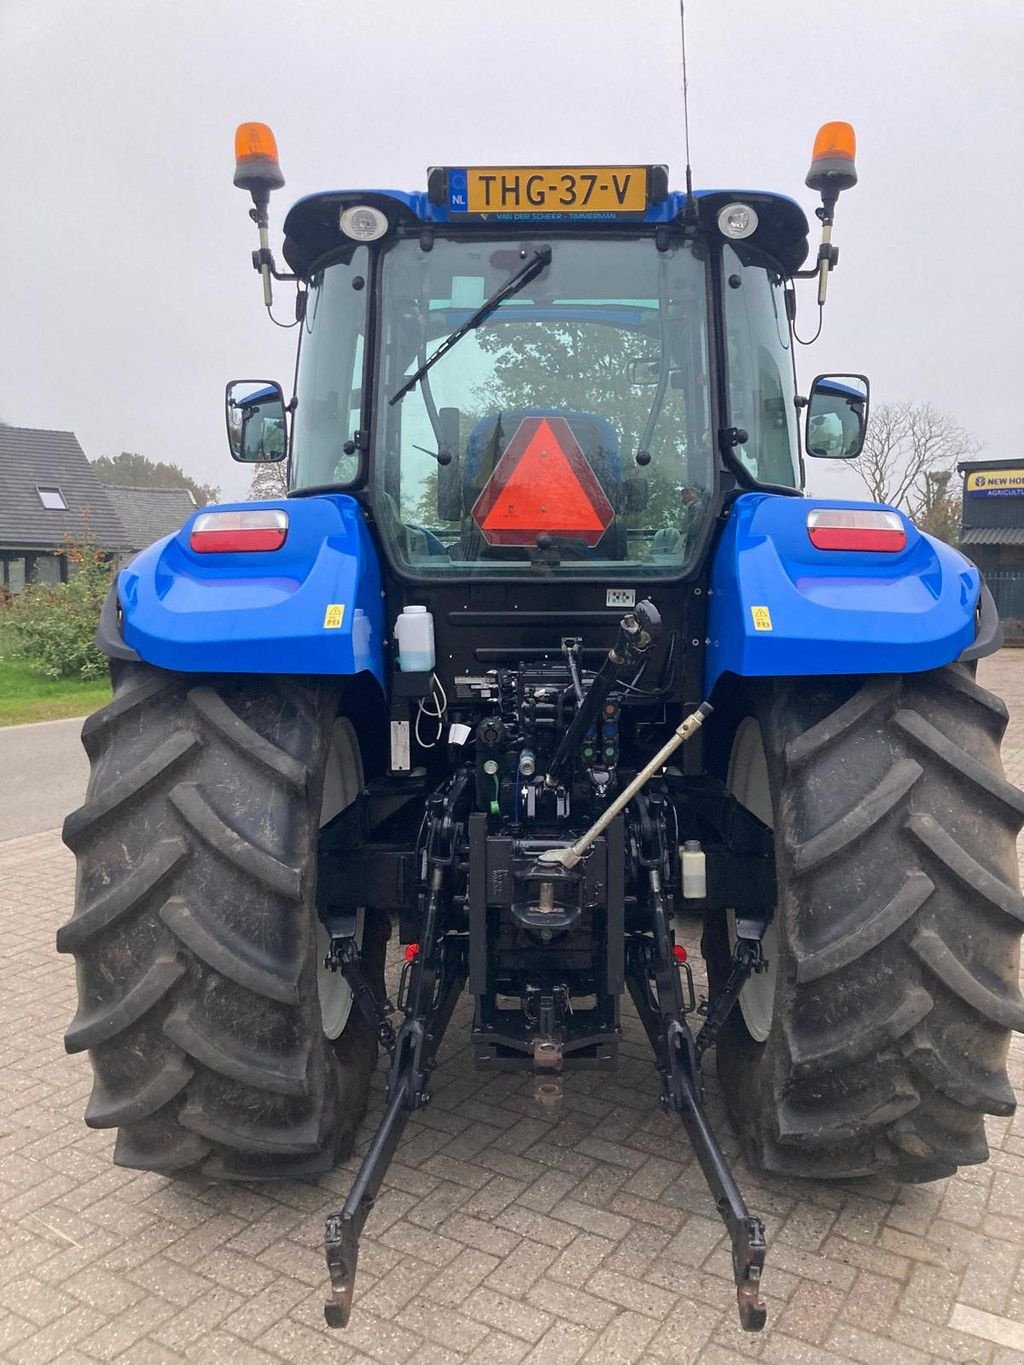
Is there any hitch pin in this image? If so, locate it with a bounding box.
[538,702,713,870]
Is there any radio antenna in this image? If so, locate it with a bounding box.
[679,0,697,222]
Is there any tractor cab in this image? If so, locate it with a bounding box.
[280,171,811,586]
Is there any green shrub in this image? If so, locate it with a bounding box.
[5,542,113,680]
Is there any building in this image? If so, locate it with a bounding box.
[0,425,126,593]
[0,425,200,595]
[959,457,1024,642]
[103,485,196,555]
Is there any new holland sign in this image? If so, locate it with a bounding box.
[965,469,1024,497]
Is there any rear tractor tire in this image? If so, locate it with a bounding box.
[706,664,1024,1182]
[58,662,386,1179]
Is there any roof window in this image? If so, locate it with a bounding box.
[37,485,68,510]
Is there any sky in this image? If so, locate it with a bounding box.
[2,0,1022,503]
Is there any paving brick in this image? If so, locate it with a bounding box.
[818,1233,911,1283]
[149,1284,244,1351]
[840,1268,903,1333]
[441,1211,522,1258]
[420,1246,501,1307]
[493,1205,578,1250]
[325,1304,425,1364]
[77,1295,177,1360]
[0,1312,39,1353]
[889,1306,1006,1361]
[521,1318,597,1364]
[950,1302,1024,1354]
[182,1329,284,1364]
[220,1275,311,1340]
[584,1308,660,1364]
[463,1286,555,1343]
[5,1302,107,1364]
[826,1321,934,1365]
[774,1279,847,1346]
[899,1260,964,1324]
[528,1277,618,1330]
[483,1236,559,1295]
[3,659,1024,1363]
[463,1329,531,1364]
[395,1297,490,1353]
[587,1266,678,1319]
[259,1313,379,1364]
[548,1196,631,1241]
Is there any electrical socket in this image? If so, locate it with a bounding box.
[606,588,636,608]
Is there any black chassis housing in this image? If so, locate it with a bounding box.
[467,813,627,1070]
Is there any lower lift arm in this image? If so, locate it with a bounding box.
[625,802,767,1332]
[323,861,467,1327]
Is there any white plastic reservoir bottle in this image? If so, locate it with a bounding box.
[681,840,707,900]
[395,605,435,672]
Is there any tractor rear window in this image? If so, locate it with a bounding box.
[374,236,713,578]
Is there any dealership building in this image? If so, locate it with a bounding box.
[959,457,1024,640]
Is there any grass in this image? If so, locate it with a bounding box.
[0,625,110,727]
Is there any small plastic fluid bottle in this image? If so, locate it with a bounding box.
[681,840,707,899]
[395,605,435,671]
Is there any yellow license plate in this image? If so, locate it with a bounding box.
[464,166,648,214]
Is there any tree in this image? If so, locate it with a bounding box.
[473,323,696,531]
[91,451,220,507]
[247,461,290,500]
[850,402,979,535]
[918,469,963,545]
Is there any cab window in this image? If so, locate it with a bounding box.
[722,243,800,487]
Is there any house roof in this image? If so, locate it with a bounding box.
[101,485,196,552]
[961,527,1024,546]
[0,425,127,551]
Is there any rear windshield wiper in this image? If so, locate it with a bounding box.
[389,245,552,406]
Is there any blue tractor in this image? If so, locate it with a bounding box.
[59,122,1023,1332]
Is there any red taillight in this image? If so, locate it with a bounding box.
[189,509,288,553]
[405,943,420,962]
[807,509,906,553]
[672,944,687,964]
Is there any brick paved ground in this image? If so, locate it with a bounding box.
[2,657,1024,1365]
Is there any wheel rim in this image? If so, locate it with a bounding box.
[726,716,778,1043]
[316,719,365,1041]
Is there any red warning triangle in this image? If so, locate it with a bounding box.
[472,417,614,547]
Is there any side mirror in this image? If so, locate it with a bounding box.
[226,381,288,462]
[626,358,683,388]
[805,373,869,460]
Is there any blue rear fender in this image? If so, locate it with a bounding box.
[116,494,386,688]
[705,493,983,696]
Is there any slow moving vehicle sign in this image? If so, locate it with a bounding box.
[472,416,614,547]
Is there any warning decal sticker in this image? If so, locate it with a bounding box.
[471,416,614,548]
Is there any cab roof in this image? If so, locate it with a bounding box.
[281,187,810,278]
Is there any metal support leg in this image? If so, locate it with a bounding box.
[626,868,768,1332]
